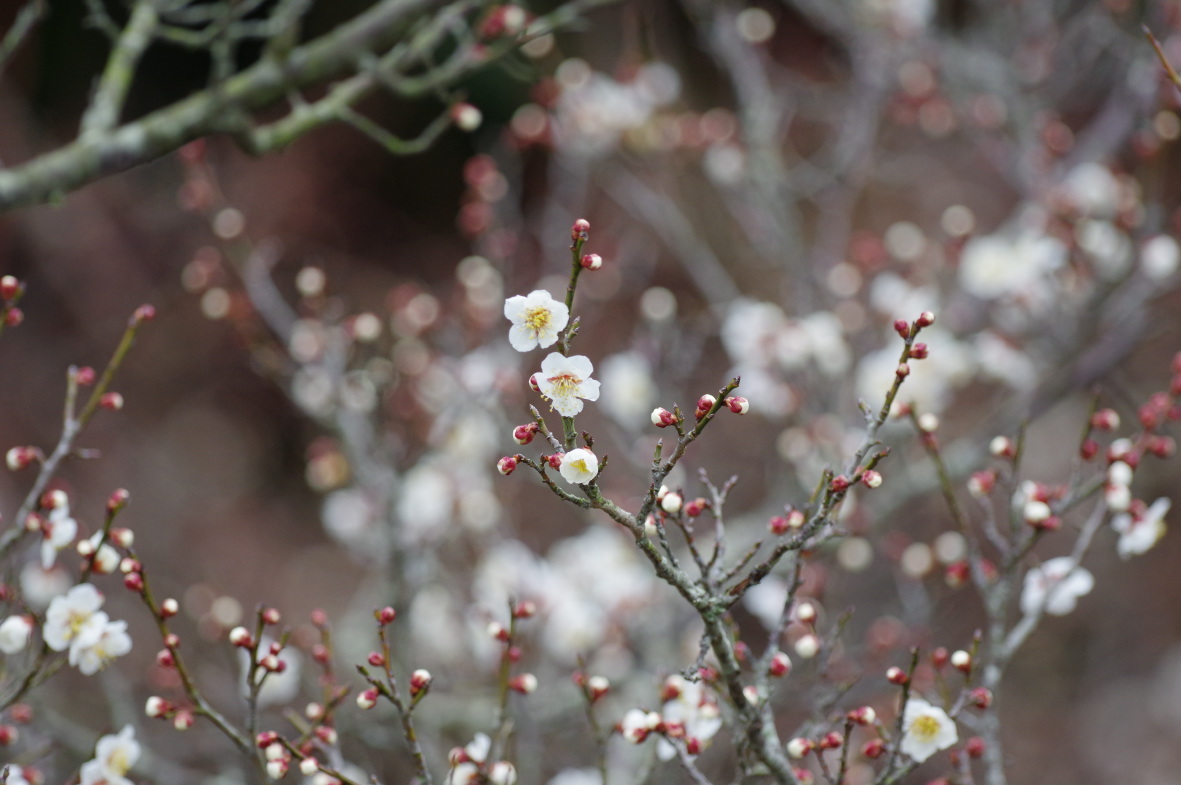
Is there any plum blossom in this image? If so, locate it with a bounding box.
[504,290,569,352]
[42,583,106,655]
[0,615,32,654]
[535,353,600,416]
[958,228,1066,300]
[899,698,958,763]
[559,448,599,484]
[1112,498,1170,559]
[1020,557,1094,616]
[79,725,140,785]
[72,618,133,675]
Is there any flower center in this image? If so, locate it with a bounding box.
[546,372,580,398]
[524,307,552,333]
[909,714,941,742]
[570,458,589,473]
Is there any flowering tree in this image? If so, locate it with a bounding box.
[0,2,1180,785]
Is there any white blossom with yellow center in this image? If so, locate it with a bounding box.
[536,353,600,416]
[504,290,569,352]
[559,448,599,484]
[899,698,957,763]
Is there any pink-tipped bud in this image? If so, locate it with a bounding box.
[794,634,820,659]
[106,488,131,512]
[684,497,708,517]
[786,509,806,529]
[260,654,282,672]
[651,407,678,427]
[74,366,96,386]
[969,687,993,709]
[513,600,537,618]
[725,396,749,414]
[695,395,717,419]
[587,675,610,701]
[1091,408,1120,431]
[571,219,590,243]
[229,627,253,648]
[829,475,850,493]
[769,515,789,535]
[580,253,602,270]
[848,706,876,725]
[931,647,950,668]
[509,673,538,694]
[743,685,762,705]
[311,609,329,627]
[966,736,986,758]
[410,669,433,696]
[0,276,20,300]
[173,710,193,730]
[110,527,134,548]
[497,456,518,476]
[299,757,320,777]
[256,731,280,748]
[528,373,542,393]
[452,103,483,132]
[261,607,281,625]
[356,688,379,709]
[769,651,792,677]
[862,739,886,759]
[377,606,397,625]
[117,557,139,575]
[156,649,175,668]
[819,732,843,750]
[513,423,538,445]
[989,436,1014,458]
[5,308,22,327]
[145,696,173,718]
[487,621,509,641]
[133,304,157,323]
[861,470,882,488]
[124,572,144,593]
[787,738,813,759]
[160,598,179,618]
[916,311,935,327]
[909,343,929,360]
[367,652,386,668]
[6,446,41,471]
[895,363,910,378]
[893,319,910,338]
[99,392,124,411]
[164,633,180,649]
[968,470,996,497]
[950,649,972,673]
[886,666,908,685]
[546,453,562,470]
[314,726,337,745]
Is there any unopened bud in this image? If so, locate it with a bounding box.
[684,497,708,517]
[1091,408,1120,431]
[261,607,281,625]
[160,598,179,618]
[133,304,157,323]
[145,696,173,718]
[0,276,20,300]
[895,363,910,378]
[916,311,935,327]
[99,392,124,411]
[819,732,842,750]
[725,396,749,414]
[587,675,610,700]
[229,627,253,648]
[848,706,876,725]
[787,737,813,758]
[123,572,144,592]
[173,709,194,730]
[969,687,993,709]
[886,666,908,685]
[660,491,683,514]
[794,634,820,659]
[497,456,518,476]
[989,436,1014,458]
[509,673,538,694]
[769,651,792,677]
[580,253,602,270]
[651,408,678,427]
[893,319,910,338]
[299,757,320,777]
[861,470,882,488]
[410,669,432,696]
[377,606,397,625]
[452,103,483,132]
[950,649,972,673]
[917,413,939,432]
[357,688,379,709]
[862,739,886,759]
[742,685,761,705]
[571,219,590,243]
[74,366,96,385]
[512,424,538,445]
[909,343,929,360]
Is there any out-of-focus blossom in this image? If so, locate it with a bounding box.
[1141,234,1180,279]
[1060,162,1120,217]
[657,676,723,760]
[0,615,33,654]
[43,584,106,655]
[40,497,79,569]
[79,725,139,785]
[599,351,655,425]
[1020,557,1094,616]
[72,619,132,675]
[1112,498,1170,559]
[959,229,1066,300]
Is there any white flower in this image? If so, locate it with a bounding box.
[72,618,133,674]
[0,615,33,654]
[85,531,121,574]
[559,448,599,484]
[464,733,492,764]
[3,766,30,785]
[1112,498,1170,559]
[504,290,569,352]
[899,698,958,763]
[1020,557,1094,616]
[1141,234,1180,280]
[43,583,106,653]
[19,563,70,610]
[41,498,79,569]
[80,725,140,785]
[535,353,600,416]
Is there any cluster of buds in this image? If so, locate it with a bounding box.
[656,485,683,514]
[619,708,663,744]
[145,696,195,730]
[769,508,806,534]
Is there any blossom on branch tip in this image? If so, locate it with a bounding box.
[558,448,599,484]
[504,291,569,352]
[535,353,600,416]
[1112,498,1170,559]
[899,698,957,763]
[651,407,678,427]
[1020,557,1094,616]
[79,725,139,785]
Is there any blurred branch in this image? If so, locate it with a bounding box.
[0,0,618,212]
[0,0,46,78]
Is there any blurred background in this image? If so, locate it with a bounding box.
[0,1,1180,784]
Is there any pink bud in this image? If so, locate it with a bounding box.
[580,253,602,270]
[156,649,175,668]
[1091,408,1120,431]
[513,423,538,445]
[908,343,929,360]
[357,688,379,709]
[786,738,813,758]
[966,736,986,758]
[145,696,173,718]
[829,475,850,493]
[229,627,253,648]
[497,456,518,476]
[916,311,935,327]
[74,366,96,385]
[769,651,792,677]
[99,392,124,411]
[895,363,910,378]
[110,527,134,548]
[571,219,590,242]
[847,706,876,725]
[133,304,157,323]
[367,652,386,667]
[695,395,716,419]
[5,308,22,327]
[769,515,788,535]
[546,453,562,470]
[377,606,397,625]
[684,497,708,517]
[509,673,538,694]
[0,276,20,301]
[124,572,144,593]
[512,600,537,618]
[862,739,886,759]
[160,598,179,618]
[410,669,432,696]
[164,633,180,649]
[651,408,678,427]
[893,319,910,338]
[861,470,882,488]
[261,607,281,625]
[528,373,542,393]
[725,396,749,414]
[886,666,908,685]
[819,732,842,750]
[969,686,993,709]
